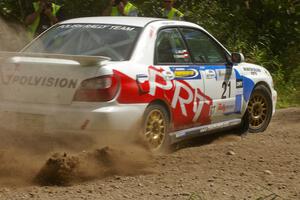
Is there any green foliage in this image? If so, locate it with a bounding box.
[0,0,109,21]
[54,0,106,18]
[0,0,25,21]
[0,0,299,107]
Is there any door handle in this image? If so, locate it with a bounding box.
[136,74,149,93]
[136,74,148,84]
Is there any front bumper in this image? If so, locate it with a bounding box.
[271,88,277,116]
[0,101,147,134]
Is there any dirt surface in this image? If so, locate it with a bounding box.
[0,108,299,200]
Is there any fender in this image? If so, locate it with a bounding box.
[235,63,275,116]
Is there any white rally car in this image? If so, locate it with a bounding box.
[0,17,277,151]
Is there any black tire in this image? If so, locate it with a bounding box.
[242,84,273,133]
[141,104,171,153]
[237,109,249,135]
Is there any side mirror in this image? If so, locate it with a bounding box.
[231,52,245,64]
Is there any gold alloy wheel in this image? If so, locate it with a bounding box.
[144,109,167,149]
[248,93,268,129]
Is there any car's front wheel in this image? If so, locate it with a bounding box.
[142,104,171,153]
[246,85,273,133]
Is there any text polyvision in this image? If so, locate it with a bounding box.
[0,74,78,89]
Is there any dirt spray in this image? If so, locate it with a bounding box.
[0,18,154,187]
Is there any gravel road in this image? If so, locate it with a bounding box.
[0,108,299,200]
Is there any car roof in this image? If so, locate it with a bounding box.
[60,17,200,28]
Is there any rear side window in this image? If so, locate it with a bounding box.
[24,24,142,61]
[155,28,191,64]
[180,28,226,64]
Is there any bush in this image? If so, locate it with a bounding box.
[0,0,299,108]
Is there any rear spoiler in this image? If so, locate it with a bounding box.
[0,51,111,66]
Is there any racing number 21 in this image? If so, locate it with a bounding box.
[222,81,231,99]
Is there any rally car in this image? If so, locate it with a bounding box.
[0,17,277,151]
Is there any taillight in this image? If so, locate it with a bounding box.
[73,75,119,102]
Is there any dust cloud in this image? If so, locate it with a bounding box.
[0,17,154,187]
[0,129,154,187]
[0,17,28,51]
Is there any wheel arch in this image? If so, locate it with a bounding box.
[246,81,273,133]
[246,81,272,104]
[253,81,273,111]
[254,81,272,94]
[147,99,172,125]
[142,99,173,152]
[243,81,272,116]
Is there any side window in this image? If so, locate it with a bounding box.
[180,28,227,64]
[155,28,191,64]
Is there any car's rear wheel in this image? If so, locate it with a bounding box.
[142,104,171,153]
[246,85,273,133]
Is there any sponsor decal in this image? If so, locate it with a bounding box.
[236,79,243,88]
[174,119,242,138]
[216,68,232,80]
[234,68,255,102]
[173,49,189,59]
[114,66,213,127]
[0,74,78,89]
[217,103,235,113]
[205,69,216,79]
[162,71,175,81]
[148,66,212,123]
[0,61,78,89]
[243,67,261,74]
[58,24,136,31]
[170,67,201,80]
[161,21,176,25]
[217,103,226,112]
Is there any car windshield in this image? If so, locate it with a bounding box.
[24,24,142,61]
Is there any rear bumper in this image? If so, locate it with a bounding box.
[0,101,147,134]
